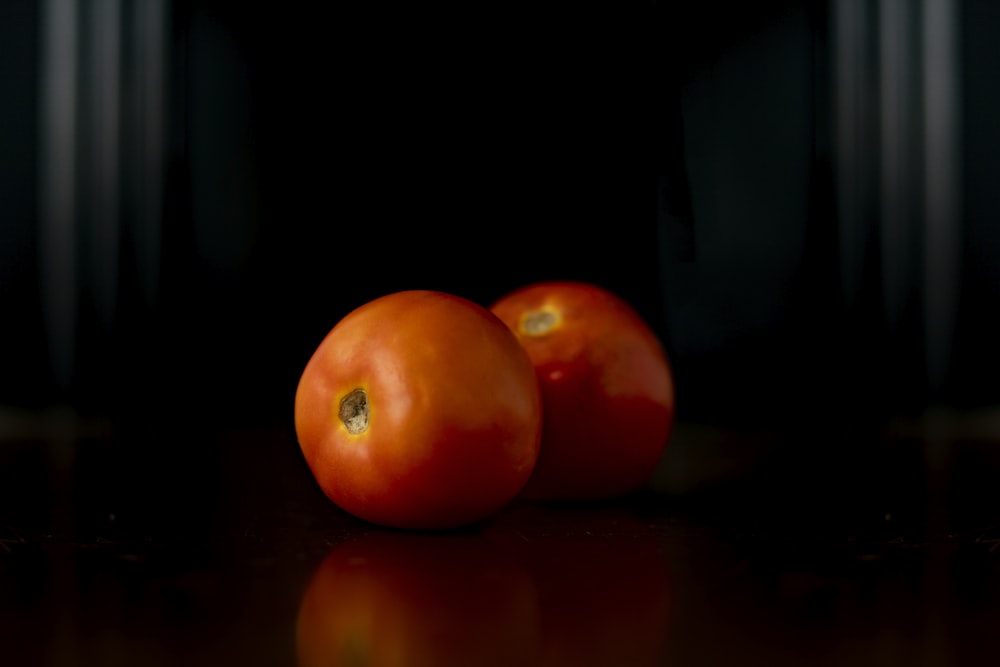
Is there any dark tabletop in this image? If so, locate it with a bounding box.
[4,407,1000,667]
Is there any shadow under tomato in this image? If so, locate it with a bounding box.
[295,530,541,667]
[482,501,674,667]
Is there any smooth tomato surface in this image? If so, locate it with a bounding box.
[294,290,542,530]
[490,281,675,500]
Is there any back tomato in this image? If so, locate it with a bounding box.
[490,281,675,501]
[294,290,543,530]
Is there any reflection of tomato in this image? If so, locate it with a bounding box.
[485,502,672,667]
[490,281,675,500]
[294,290,543,530]
[295,531,540,667]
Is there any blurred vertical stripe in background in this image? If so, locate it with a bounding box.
[87,0,122,334]
[830,0,963,396]
[833,0,874,312]
[133,0,167,309]
[35,0,167,394]
[38,0,79,391]
[922,0,962,394]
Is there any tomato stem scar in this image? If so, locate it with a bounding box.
[339,388,369,434]
[520,308,561,337]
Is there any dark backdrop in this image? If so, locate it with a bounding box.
[3,0,1000,431]
[2,1,667,428]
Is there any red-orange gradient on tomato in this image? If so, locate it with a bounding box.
[490,281,675,500]
[294,290,543,530]
[295,531,541,667]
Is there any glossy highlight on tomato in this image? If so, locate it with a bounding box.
[294,290,543,530]
[490,281,675,501]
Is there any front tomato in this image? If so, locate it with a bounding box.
[490,281,675,501]
[294,290,542,530]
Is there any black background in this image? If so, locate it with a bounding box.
[2,1,671,428]
[4,0,1000,430]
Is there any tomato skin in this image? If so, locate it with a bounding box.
[294,290,542,530]
[490,281,675,501]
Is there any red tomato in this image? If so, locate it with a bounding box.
[294,290,543,530]
[295,531,541,667]
[490,281,675,501]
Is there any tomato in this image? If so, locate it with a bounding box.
[294,290,543,530]
[490,280,675,501]
[295,531,541,667]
